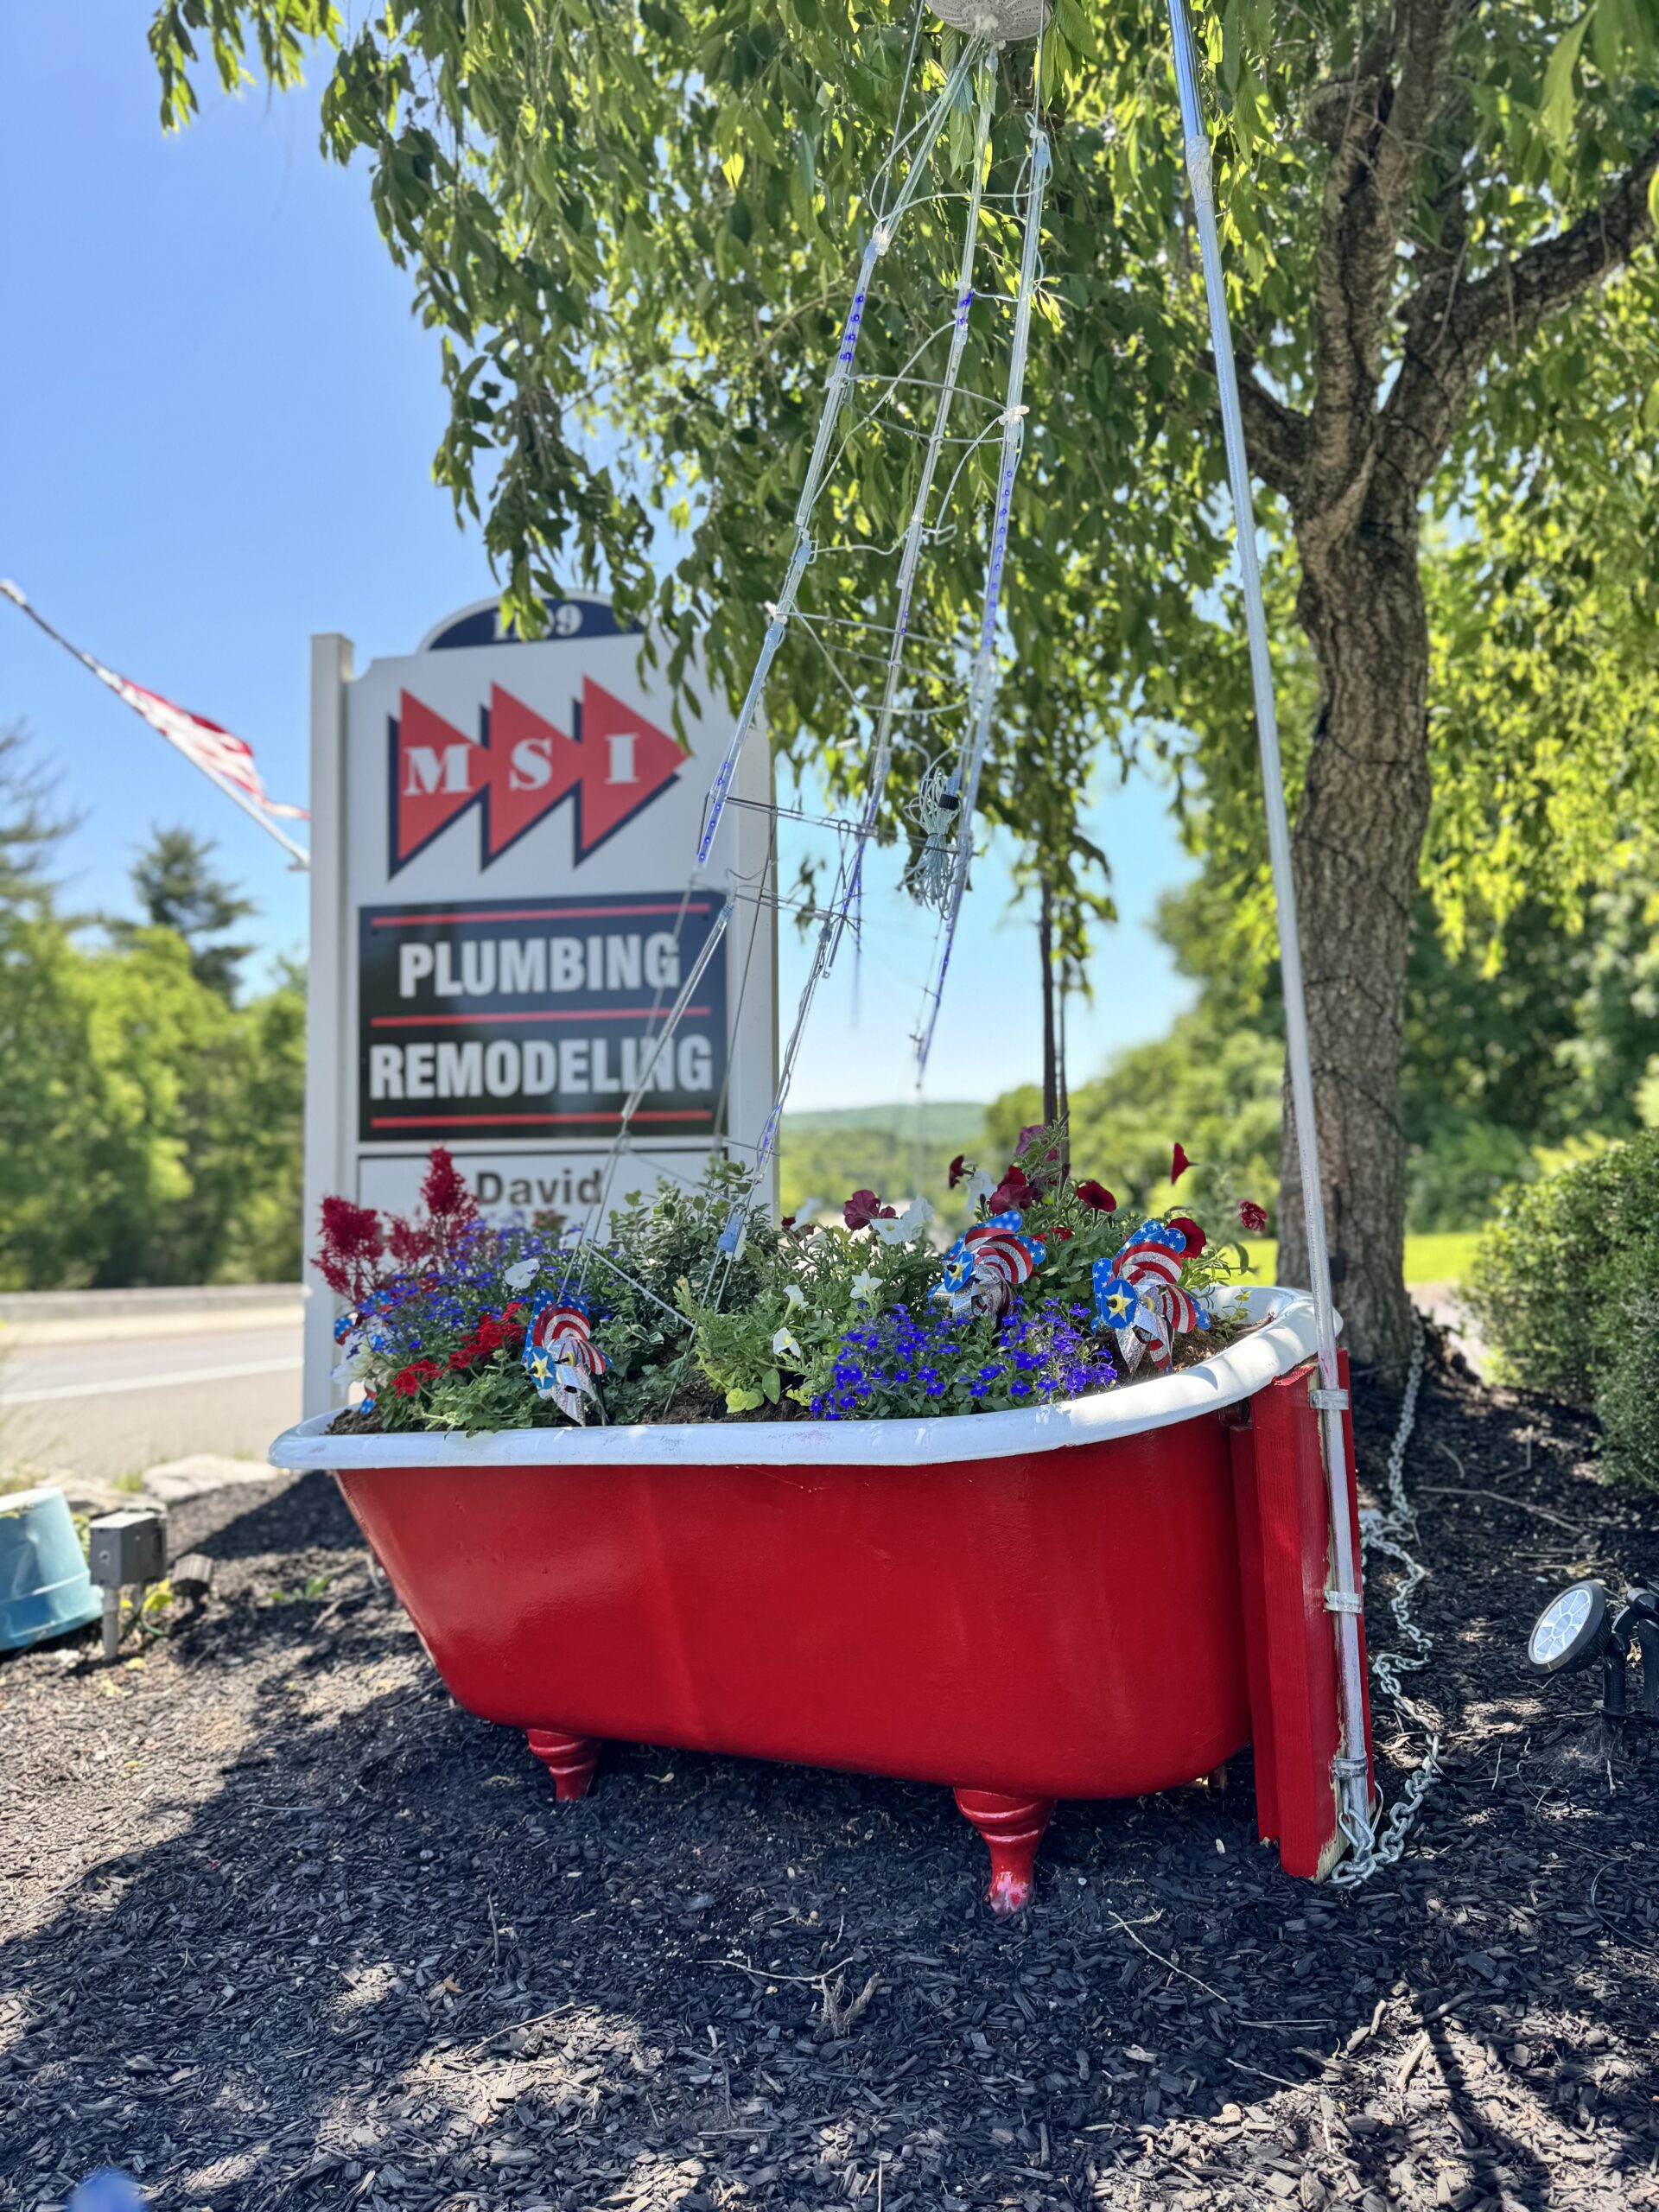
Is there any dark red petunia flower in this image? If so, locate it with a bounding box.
[1169,1215,1206,1257]
[947,1154,967,1190]
[1075,1179,1116,1213]
[1050,1224,1074,1242]
[780,1216,797,1232]
[988,1164,1033,1214]
[1239,1199,1268,1234]
[843,1189,896,1231]
[1170,1142,1192,1184]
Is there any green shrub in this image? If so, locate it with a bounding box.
[1597,1255,1659,1492]
[1465,1132,1659,1488]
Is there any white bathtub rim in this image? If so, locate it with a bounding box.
[270,1286,1332,1471]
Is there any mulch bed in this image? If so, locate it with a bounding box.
[3,1334,1656,2212]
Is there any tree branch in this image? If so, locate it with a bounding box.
[1207,357,1310,499]
[1382,130,1659,501]
[1300,0,1467,544]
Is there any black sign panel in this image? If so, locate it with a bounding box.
[358,893,727,1144]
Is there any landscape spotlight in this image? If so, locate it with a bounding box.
[1527,1579,1659,1726]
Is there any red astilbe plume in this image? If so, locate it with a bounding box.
[315,1197,385,1307]
[418,1147,479,1265]
[385,1212,433,1270]
[381,1147,481,1271]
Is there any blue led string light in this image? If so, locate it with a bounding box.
[913,86,1051,1073]
[696,35,987,868]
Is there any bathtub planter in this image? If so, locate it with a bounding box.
[270,1287,1371,1905]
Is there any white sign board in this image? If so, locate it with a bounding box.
[302,595,775,1414]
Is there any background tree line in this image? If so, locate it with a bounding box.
[0,727,305,1290]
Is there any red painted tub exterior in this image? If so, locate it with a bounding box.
[272,1290,1369,1903]
[336,1415,1249,1805]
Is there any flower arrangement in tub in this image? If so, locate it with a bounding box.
[316,1132,1273,1434]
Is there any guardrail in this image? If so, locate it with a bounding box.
[0,1284,308,1346]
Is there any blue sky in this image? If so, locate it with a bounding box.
[0,4,1194,1110]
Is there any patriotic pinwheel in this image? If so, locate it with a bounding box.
[522,1292,609,1424]
[940,1210,1046,1319]
[1091,1220,1211,1373]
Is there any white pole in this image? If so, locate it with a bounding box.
[302,632,353,1418]
[1163,0,1375,1865]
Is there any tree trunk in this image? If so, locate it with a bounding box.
[1275,522,1432,1380]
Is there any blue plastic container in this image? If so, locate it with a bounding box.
[0,1484,101,1651]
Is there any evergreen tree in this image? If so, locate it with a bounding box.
[117,826,256,1001]
[0,721,76,915]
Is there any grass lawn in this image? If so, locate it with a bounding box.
[1235,1230,1481,1288]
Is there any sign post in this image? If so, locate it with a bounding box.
[302,597,775,1416]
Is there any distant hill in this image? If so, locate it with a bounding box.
[777,1101,991,1222]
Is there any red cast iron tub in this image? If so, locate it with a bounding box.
[271,1287,1357,1908]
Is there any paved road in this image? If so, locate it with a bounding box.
[0,1323,302,1485]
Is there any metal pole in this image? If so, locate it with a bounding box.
[1163,0,1375,1862]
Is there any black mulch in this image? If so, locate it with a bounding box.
[3,1337,1656,2212]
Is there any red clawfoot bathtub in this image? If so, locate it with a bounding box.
[270,1287,1370,1905]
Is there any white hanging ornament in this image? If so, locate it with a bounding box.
[929,0,1048,41]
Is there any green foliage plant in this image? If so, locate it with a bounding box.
[1465,1132,1659,1490]
[324,1132,1258,1433]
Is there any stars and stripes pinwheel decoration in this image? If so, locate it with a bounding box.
[939,1210,1046,1319]
[522,1292,609,1424]
[1091,1220,1212,1373]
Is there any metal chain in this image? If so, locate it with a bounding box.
[1331,1318,1443,1885]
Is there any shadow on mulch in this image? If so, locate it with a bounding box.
[180,1467,367,1565]
[2,1345,1656,2212]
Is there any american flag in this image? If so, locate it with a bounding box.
[1,580,309,865]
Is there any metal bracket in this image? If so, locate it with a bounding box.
[1332,1754,1370,1782]
[1325,1588,1364,1616]
[1310,1387,1350,1412]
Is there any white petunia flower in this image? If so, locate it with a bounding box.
[965,1167,997,1206]
[870,1197,933,1245]
[783,1281,806,1309]
[850,1269,880,1304]
[772,1326,804,1363]
[503,1256,542,1291]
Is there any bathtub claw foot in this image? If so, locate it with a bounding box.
[953,1788,1055,1915]
[527,1728,601,1801]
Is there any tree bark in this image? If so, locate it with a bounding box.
[1039,880,1058,1128]
[1274,520,1432,1377]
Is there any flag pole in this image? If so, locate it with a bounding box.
[0,579,311,869]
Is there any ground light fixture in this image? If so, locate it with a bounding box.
[1527,1579,1659,1731]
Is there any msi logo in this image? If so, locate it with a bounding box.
[388,680,683,874]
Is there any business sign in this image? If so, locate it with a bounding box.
[356,891,728,1143]
[302,594,775,1414]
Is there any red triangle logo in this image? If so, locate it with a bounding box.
[391,693,481,868]
[483,686,582,860]
[574,678,683,856]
